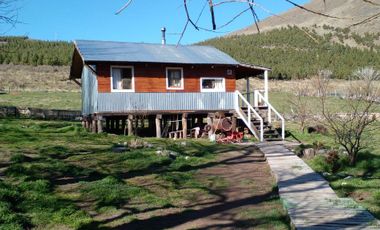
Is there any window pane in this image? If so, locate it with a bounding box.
[112,67,133,90]
[168,69,182,88]
[202,78,224,91]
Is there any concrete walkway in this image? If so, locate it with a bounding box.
[257,142,379,230]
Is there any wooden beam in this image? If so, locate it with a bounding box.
[92,118,97,133]
[156,114,162,138]
[231,114,237,132]
[182,113,188,139]
[128,115,133,136]
[246,76,250,104]
[264,70,269,102]
[97,116,103,133]
[207,115,214,137]
[122,118,126,135]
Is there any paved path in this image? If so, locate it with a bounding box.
[257,142,379,230]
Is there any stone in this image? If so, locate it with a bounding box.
[169,151,179,159]
[316,149,327,155]
[322,172,331,177]
[112,145,128,153]
[303,148,315,158]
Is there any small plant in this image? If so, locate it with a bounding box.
[312,141,325,151]
[326,150,340,173]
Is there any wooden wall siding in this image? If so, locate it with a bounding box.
[96,62,236,93]
[97,63,111,93]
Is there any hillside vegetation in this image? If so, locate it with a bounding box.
[0,36,72,66]
[201,26,380,79]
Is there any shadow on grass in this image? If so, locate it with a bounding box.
[120,145,263,179]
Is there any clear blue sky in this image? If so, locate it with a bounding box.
[4,0,309,44]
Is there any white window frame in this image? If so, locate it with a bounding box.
[166,67,184,90]
[110,65,135,92]
[200,77,226,92]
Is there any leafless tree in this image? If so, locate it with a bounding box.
[115,0,380,45]
[315,67,380,166]
[289,82,311,132]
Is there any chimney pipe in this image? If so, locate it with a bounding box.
[161,27,166,45]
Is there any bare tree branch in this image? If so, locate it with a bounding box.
[115,0,133,15]
[284,0,345,19]
[362,0,380,6]
[351,11,380,26]
[208,0,216,30]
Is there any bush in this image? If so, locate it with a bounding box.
[308,155,332,173]
[326,150,340,173]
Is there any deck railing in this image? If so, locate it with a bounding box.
[235,90,264,141]
[255,90,285,140]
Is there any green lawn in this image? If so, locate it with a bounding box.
[286,121,380,219]
[269,92,380,115]
[0,91,81,110]
[0,118,289,229]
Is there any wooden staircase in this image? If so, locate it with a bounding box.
[235,90,285,142]
[241,106,282,141]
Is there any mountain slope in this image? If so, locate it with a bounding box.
[201,26,380,79]
[232,0,380,36]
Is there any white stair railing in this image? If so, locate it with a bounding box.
[255,90,285,140]
[235,90,264,142]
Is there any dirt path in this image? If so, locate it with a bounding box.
[118,145,289,230]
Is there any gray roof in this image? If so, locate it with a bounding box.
[74,40,240,65]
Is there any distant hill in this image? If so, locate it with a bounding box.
[232,0,380,38]
[201,26,380,79]
[0,36,72,66]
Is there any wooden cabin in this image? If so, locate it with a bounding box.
[69,40,285,141]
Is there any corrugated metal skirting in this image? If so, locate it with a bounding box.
[96,92,235,113]
[81,66,98,115]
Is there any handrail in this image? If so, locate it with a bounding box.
[235,90,264,141]
[255,90,285,140]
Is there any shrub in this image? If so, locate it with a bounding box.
[308,155,332,173]
[326,150,340,173]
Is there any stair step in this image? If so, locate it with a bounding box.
[265,137,283,142]
[264,130,277,134]
[255,106,268,110]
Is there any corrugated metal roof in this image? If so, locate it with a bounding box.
[74,40,240,65]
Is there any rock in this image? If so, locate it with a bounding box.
[303,148,315,158]
[169,151,179,159]
[322,172,331,177]
[316,149,327,155]
[156,150,169,157]
[112,145,128,153]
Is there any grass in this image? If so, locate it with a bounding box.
[0,118,288,229]
[286,120,380,219]
[270,92,380,115]
[0,91,81,110]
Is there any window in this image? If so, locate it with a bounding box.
[200,77,225,92]
[111,66,134,92]
[166,67,184,90]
